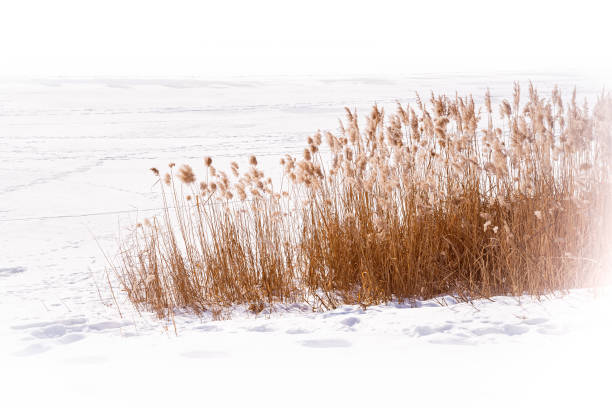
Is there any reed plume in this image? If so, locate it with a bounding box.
[113,84,612,319]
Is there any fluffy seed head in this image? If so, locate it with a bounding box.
[304,149,312,161]
[177,164,196,184]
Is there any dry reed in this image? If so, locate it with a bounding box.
[113,83,612,318]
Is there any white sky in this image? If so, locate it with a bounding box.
[0,0,610,77]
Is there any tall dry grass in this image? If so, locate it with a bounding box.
[113,83,612,318]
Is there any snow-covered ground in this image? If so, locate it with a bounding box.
[2,290,611,407]
[1,74,610,407]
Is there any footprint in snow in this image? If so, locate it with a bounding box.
[502,324,530,336]
[11,317,88,331]
[57,333,86,345]
[246,325,275,333]
[405,323,454,337]
[340,317,360,327]
[522,317,549,326]
[31,324,67,339]
[471,326,505,336]
[13,318,132,342]
[193,324,222,332]
[0,266,26,277]
[87,321,132,331]
[286,328,310,335]
[471,324,530,337]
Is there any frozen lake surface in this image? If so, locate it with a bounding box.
[0,74,610,407]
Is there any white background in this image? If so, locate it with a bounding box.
[0,0,610,77]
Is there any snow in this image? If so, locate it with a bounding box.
[2,290,611,406]
[1,74,610,407]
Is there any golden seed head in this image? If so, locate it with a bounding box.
[344,147,353,161]
[304,148,312,161]
[325,131,335,148]
[177,164,196,184]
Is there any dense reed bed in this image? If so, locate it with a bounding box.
[114,84,612,318]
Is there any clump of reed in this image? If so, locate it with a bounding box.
[114,83,612,318]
